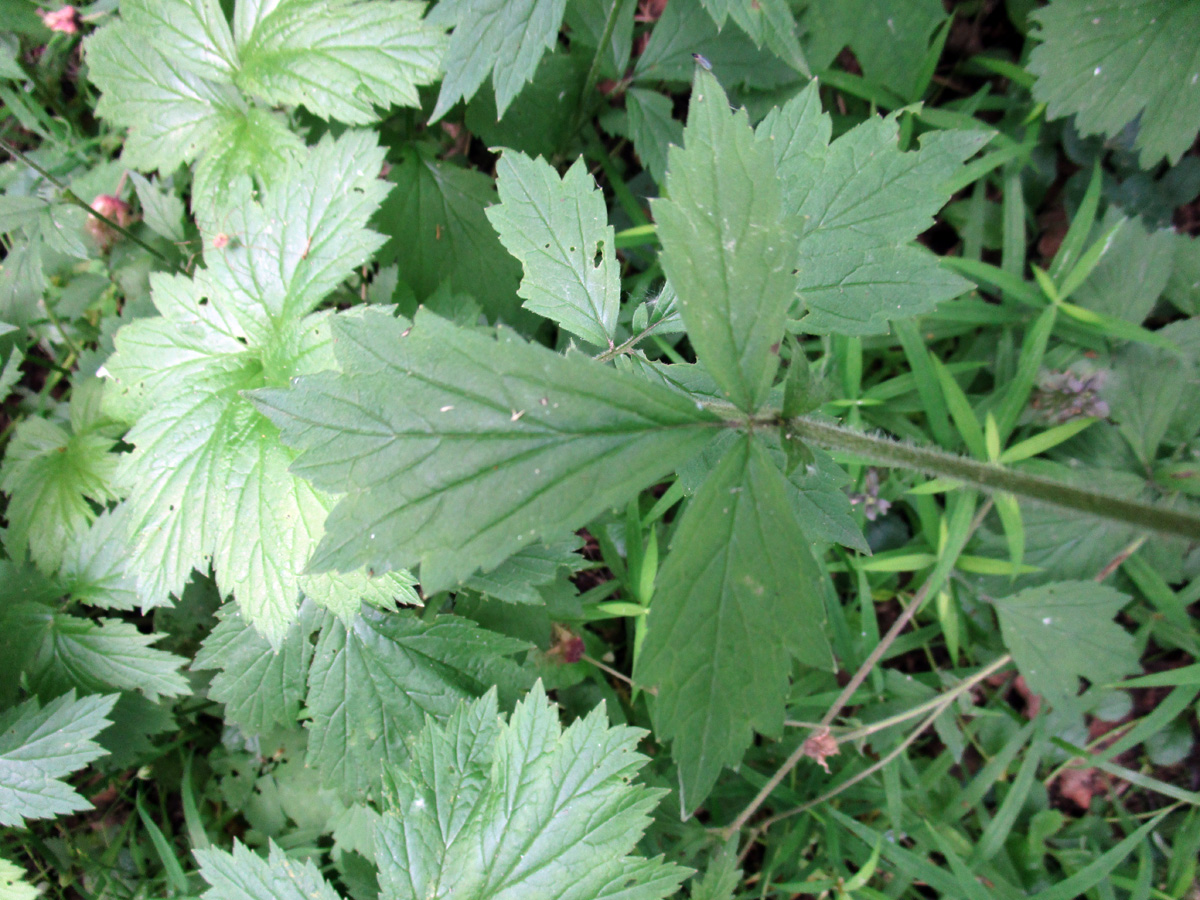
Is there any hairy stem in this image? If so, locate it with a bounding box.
[786,416,1200,541]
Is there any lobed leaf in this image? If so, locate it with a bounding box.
[635,436,832,812]
[256,307,721,592]
[375,683,689,900]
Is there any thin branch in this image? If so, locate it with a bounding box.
[0,137,184,275]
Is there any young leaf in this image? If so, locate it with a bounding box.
[304,608,530,802]
[375,682,689,900]
[654,69,796,412]
[994,581,1140,707]
[635,436,832,812]
[1027,0,1200,167]
[0,379,122,573]
[427,0,567,121]
[196,840,342,900]
[465,536,585,605]
[192,602,318,736]
[0,691,118,828]
[698,0,806,72]
[486,151,620,346]
[757,82,991,334]
[255,307,720,592]
[0,602,191,702]
[101,132,410,643]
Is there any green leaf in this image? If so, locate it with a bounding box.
[377,146,523,323]
[255,307,720,592]
[0,691,118,828]
[196,840,342,900]
[129,172,186,244]
[119,0,238,82]
[304,607,530,802]
[0,857,38,900]
[101,132,410,642]
[1165,232,1200,315]
[635,436,831,812]
[757,82,990,334]
[994,581,1140,707]
[1073,212,1175,323]
[375,682,689,900]
[192,602,317,735]
[654,69,795,412]
[486,151,620,346]
[85,22,248,175]
[699,0,807,73]
[58,507,145,611]
[1027,0,1200,168]
[0,379,123,573]
[232,0,447,125]
[465,536,585,605]
[428,0,567,121]
[690,841,743,900]
[801,0,947,99]
[0,602,191,702]
[626,87,682,187]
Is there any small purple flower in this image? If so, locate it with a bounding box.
[1029,369,1110,424]
[849,468,891,521]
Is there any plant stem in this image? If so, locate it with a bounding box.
[786,415,1200,542]
[0,137,184,275]
[574,0,624,136]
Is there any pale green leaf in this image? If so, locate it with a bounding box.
[1073,211,1175,323]
[255,307,720,592]
[377,146,523,324]
[635,437,831,812]
[757,82,990,334]
[994,581,1140,707]
[428,0,567,121]
[486,151,620,346]
[196,840,342,900]
[85,24,247,174]
[101,132,409,642]
[192,602,318,735]
[375,682,689,900]
[0,379,122,573]
[0,602,190,702]
[0,691,118,828]
[119,0,239,82]
[1027,0,1200,168]
[0,857,38,900]
[129,172,186,244]
[1165,231,1200,315]
[654,69,796,412]
[304,608,530,801]
[232,0,447,124]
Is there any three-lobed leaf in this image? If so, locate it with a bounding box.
[635,436,832,812]
[256,307,721,592]
[654,69,797,413]
[375,683,689,900]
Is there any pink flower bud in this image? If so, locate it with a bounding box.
[86,194,132,252]
[39,6,80,34]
